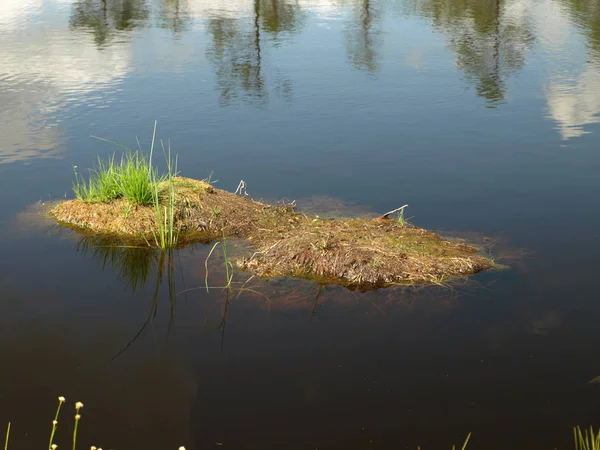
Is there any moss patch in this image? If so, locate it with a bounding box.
[50,177,494,288]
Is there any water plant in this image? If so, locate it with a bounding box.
[55,130,497,288]
[575,426,600,450]
[71,121,180,249]
[3,396,186,450]
[72,155,119,203]
[3,397,598,450]
[205,232,234,292]
[149,138,179,250]
[4,422,9,450]
[116,151,155,205]
[397,206,407,226]
[48,396,65,450]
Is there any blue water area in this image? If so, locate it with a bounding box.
[1,0,600,448]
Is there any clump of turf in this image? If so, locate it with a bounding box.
[237,216,492,288]
[50,175,494,289]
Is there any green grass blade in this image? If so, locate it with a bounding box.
[460,432,471,450]
[90,135,135,153]
[4,422,10,450]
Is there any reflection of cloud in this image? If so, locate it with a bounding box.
[405,48,424,69]
[0,0,43,29]
[535,1,600,139]
[546,67,600,139]
[0,0,132,164]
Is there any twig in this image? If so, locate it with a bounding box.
[379,204,408,219]
[234,180,247,196]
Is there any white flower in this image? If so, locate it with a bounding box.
[58,396,66,402]
[51,445,58,450]
[52,420,58,425]
[75,414,81,420]
[179,447,186,450]
[75,402,84,409]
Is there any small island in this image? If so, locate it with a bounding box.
[50,145,494,289]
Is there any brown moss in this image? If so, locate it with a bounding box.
[50,177,494,288]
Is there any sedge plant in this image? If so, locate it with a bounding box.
[72,121,181,249]
[575,426,600,450]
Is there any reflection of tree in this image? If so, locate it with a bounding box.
[344,0,381,72]
[557,0,600,57]
[412,0,534,104]
[206,0,303,105]
[69,0,150,46]
[157,0,192,34]
[258,0,306,39]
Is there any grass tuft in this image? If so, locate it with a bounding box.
[72,121,180,249]
[575,426,600,450]
[117,151,156,205]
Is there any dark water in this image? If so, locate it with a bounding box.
[2,0,600,448]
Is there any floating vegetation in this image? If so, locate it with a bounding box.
[51,126,497,289]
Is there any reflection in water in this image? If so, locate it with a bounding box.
[545,65,600,139]
[76,235,159,292]
[205,0,303,104]
[76,235,179,356]
[528,310,562,335]
[206,13,267,104]
[344,0,381,72]
[544,0,600,139]
[0,0,134,164]
[410,0,534,104]
[157,0,193,33]
[558,0,600,57]
[258,0,306,37]
[69,0,150,46]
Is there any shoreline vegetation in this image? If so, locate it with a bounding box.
[49,124,495,289]
[4,399,600,450]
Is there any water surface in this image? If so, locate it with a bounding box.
[2,0,600,448]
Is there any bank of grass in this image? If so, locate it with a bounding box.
[51,127,497,288]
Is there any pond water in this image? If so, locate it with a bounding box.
[2,0,600,448]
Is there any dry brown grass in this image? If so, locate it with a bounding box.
[50,177,494,288]
[238,217,492,288]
